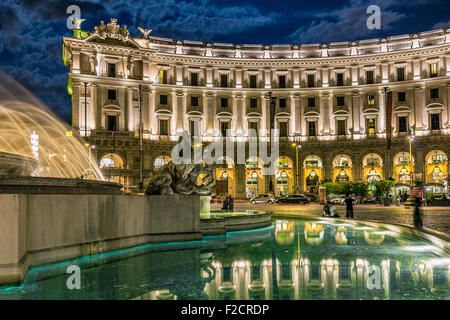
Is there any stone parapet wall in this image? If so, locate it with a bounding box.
[0,193,201,285]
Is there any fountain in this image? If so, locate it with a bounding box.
[0,72,124,194]
[0,72,104,180]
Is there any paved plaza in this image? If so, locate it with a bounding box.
[212,202,450,236]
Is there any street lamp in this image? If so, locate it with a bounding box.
[292,136,302,193]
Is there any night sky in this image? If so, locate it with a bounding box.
[0,0,449,124]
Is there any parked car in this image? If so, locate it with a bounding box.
[329,195,355,205]
[276,194,311,204]
[361,195,378,204]
[250,194,275,204]
[304,193,319,202]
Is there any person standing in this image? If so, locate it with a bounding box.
[221,195,229,211]
[345,193,354,219]
[413,196,423,229]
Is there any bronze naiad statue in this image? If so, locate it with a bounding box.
[145,161,216,195]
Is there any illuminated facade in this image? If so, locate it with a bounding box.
[63,19,450,195]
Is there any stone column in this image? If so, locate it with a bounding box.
[72,82,81,129]
[414,86,425,132]
[320,93,331,136]
[175,91,184,132]
[149,89,156,135]
[294,94,301,135]
[235,94,243,133]
[378,89,386,135]
[89,83,97,132]
[352,91,360,135]
[206,93,216,131]
[447,83,450,128]
[234,164,246,198]
[126,87,134,132]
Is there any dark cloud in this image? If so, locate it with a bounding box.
[0,0,448,124]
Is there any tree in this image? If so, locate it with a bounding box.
[374,179,395,197]
[322,182,342,195]
[352,182,368,197]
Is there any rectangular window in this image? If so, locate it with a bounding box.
[279,122,288,137]
[397,67,405,81]
[249,75,257,88]
[308,122,316,136]
[337,120,346,135]
[160,94,168,105]
[190,72,198,86]
[366,70,374,84]
[279,98,287,108]
[279,75,286,88]
[397,92,406,102]
[220,121,229,137]
[398,116,407,132]
[431,114,440,130]
[250,98,257,108]
[252,266,261,281]
[430,88,439,99]
[367,95,375,105]
[307,97,315,108]
[190,96,199,107]
[107,115,117,131]
[367,119,376,134]
[222,267,231,282]
[159,69,167,84]
[307,74,315,88]
[107,63,116,77]
[159,119,169,135]
[430,63,437,77]
[220,98,228,108]
[336,73,344,86]
[220,74,228,87]
[337,96,345,107]
[107,89,116,100]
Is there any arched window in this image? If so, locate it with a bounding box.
[154,156,171,169]
[99,153,124,169]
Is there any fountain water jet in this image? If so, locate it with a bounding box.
[0,72,104,180]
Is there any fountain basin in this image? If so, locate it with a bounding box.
[0,152,37,176]
[0,175,123,195]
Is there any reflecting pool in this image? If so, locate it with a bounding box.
[0,218,449,300]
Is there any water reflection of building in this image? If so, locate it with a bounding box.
[203,256,449,300]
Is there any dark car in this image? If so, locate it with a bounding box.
[304,193,318,202]
[362,195,378,204]
[276,194,311,204]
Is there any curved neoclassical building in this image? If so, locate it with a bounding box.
[62,18,450,196]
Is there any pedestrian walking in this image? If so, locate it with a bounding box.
[345,193,354,219]
[413,196,424,229]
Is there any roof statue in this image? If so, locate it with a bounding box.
[72,18,86,30]
[138,27,153,38]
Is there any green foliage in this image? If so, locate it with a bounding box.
[321,181,369,196]
[373,179,395,197]
[352,182,369,197]
[322,182,342,195]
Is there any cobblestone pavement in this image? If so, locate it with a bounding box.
[211,202,450,236]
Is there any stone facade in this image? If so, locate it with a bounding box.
[62,19,450,196]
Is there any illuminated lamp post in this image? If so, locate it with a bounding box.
[292,137,302,193]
